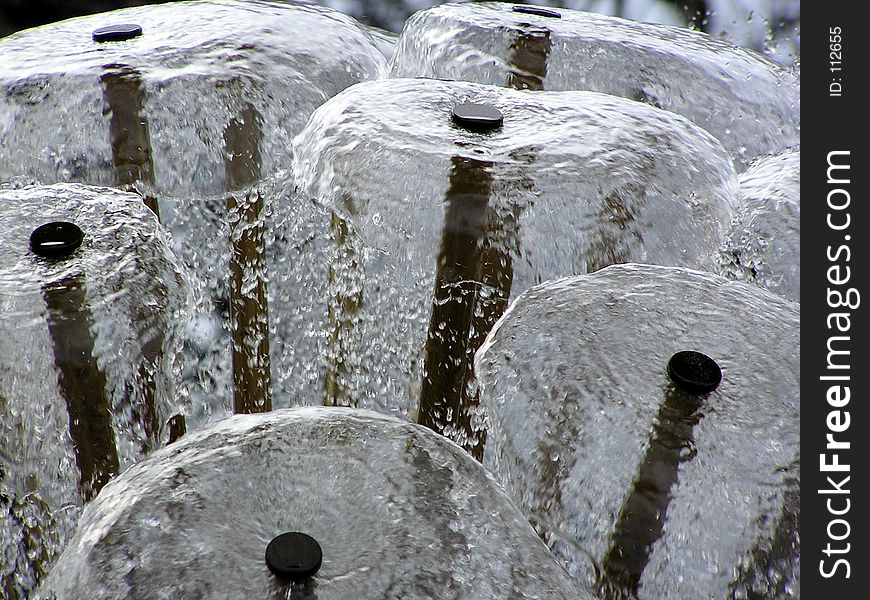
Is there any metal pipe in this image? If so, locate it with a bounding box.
[224,99,271,414]
[600,386,706,598]
[43,274,119,501]
[418,156,498,460]
[101,65,159,218]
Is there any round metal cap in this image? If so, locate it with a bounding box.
[667,351,722,394]
[30,222,84,259]
[92,24,143,43]
[265,532,322,582]
[512,5,562,19]
[451,103,504,132]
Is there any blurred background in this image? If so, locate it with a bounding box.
[0,0,800,67]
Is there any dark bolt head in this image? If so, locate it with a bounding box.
[667,351,722,394]
[451,103,504,133]
[265,532,322,582]
[30,222,84,259]
[511,5,562,19]
[92,24,143,43]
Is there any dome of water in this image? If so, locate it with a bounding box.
[475,263,799,599]
[0,182,196,598]
[290,77,739,454]
[36,407,591,600]
[0,0,387,197]
[390,2,800,168]
[720,150,800,302]
[0,0,389,431]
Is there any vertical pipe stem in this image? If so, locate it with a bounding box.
[506,26,552,91]
[600,387,705,598]
[43,274,119,501]
[101,66,159,218]
[324,210,362,407]
[224,100,271,414]
[418,156,494,459]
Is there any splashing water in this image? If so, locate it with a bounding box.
[35,407,592,600]
[390,2,799,168]
[475,264,799,599]
[290,77,740,453]
[0,183,196,597]
[720,150,800,302]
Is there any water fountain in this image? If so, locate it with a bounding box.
[290,76,741,456]
[0,0,388,427]
[34,407,592,599]
[0,1,800,598]
[721,150,800,302]
[475,264,800,599]
[390,1,799,168]
[0,183,195,598]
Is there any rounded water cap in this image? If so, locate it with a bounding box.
[92,24,143,43]
[265,532,323,582]
[451,103,504,132]
[667,351,722,394]
[30,222,84,259]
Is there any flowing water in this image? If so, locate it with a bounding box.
[390,1,799,168]
[0,0,388,430]
[35,407,591,600]
[0,183,195,598]
[720,150,800,302]
[475,264,800,599]
[0,1,800,598]
[291,77,740,454]
[0,0,386,195]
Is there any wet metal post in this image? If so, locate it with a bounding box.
[418,155,496,460]
[101,65,160,218]
[32,223,119,501]
[224,98,272,414]
[506,7,554,91]
[102,63,170,448]
[600,352,721,598]
[324,210,362,407]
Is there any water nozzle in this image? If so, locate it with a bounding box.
[512,6,562,19]
[92,24,143,43]
[30,222,84,259]
[451,103,504,133]
[265,532,322,582]
[667,351,722,394]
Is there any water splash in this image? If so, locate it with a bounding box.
[390,2,799,167]
[35,407,591,599]
[476,264,800,599]
[0,183,196,597]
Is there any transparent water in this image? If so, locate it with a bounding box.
[476,264,800,599]
[312,0,800,67]
[36,407,591,600]
[0,183,196,598]
[390,1,800,167]
[291,77,740,452]
[0,0,387,195]
[0,2,800,598]
[720,150,800,302]
[0,0,388,433]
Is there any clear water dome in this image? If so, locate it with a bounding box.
[0,0,387,196]
[0,0,388,429]
[36,407,591,600]
[390,2,800,168]
[0,182,196,597]
[290,77,739,454]
[475,263,799,599]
